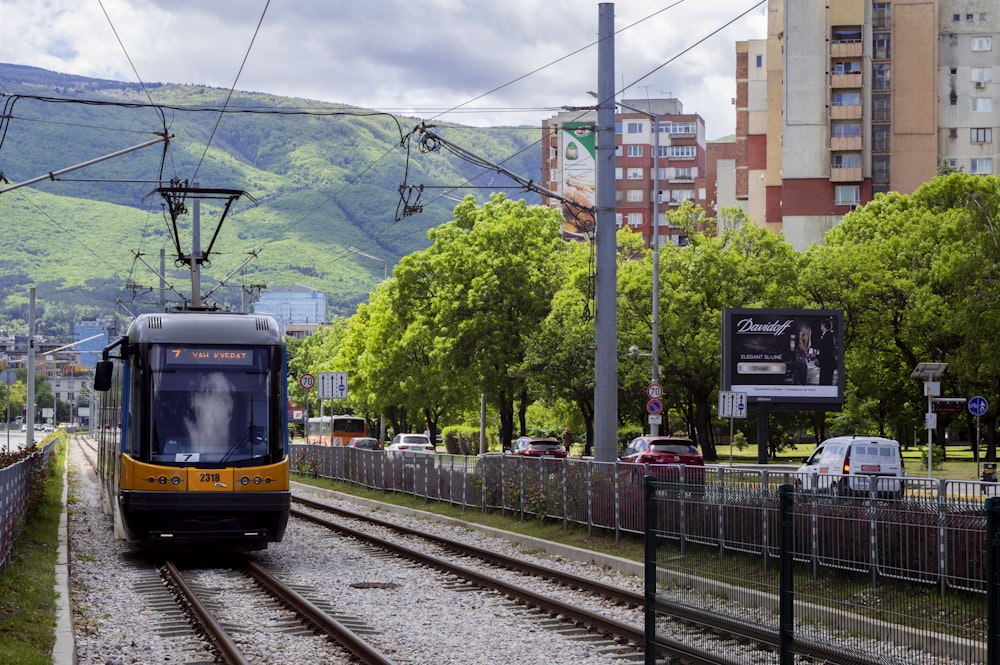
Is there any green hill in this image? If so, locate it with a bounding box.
[0,63,542,335]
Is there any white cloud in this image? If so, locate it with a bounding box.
[0,0,767,137]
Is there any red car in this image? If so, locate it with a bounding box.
[620,436,703,466]
[507,436,567,458]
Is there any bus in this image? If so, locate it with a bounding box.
[306,415,367,446]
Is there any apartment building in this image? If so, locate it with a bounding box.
[541,99,708,247]
[735,0,996,250]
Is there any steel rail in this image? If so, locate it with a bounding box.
[242,558,397,665]
[161,560,248,665]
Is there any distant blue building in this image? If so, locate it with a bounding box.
[252,286,327,333]
[74,319,113,370]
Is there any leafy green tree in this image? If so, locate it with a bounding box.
[428,194,566,447]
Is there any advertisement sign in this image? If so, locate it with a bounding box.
[721,308,844,407]
[559,121,596,240]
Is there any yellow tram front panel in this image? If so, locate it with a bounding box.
[118,456,288,492]
[120,455,188,491]
[233,459,289,492]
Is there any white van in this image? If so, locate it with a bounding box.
[796,435,905,498]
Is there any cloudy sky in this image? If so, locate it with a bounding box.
[0,0,767,139]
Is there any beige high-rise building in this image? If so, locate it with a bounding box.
[736,0,994,250]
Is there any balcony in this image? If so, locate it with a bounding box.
[831,136,862,151]
[831,41,863,58]
[831,167,862,182]
[831,104,862,120]
[831,73,862,88]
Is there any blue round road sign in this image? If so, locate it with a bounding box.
[969,396,988,417]
[646,399,663,415]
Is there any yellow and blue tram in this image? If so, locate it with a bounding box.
[94,311,290,550]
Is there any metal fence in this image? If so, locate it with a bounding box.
[0,440,56,573]
[291,444,994,663]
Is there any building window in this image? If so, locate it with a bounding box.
[953,14,960,22]
[972,67,993,82]
[944,158,959,170]
[872,156,890,184]
[756,54,762,67]
[873,95,890,121]
[668,145,696,159]
[669,189,695,204]
[949,128,958,138]
[672,167,693,179]
[657,167,669,180]
[835,185,860,206]
[972,36,993,52]
[832,91,861,107]
[972,128,992,143]
[873,3,890,30]
[832,27,862,43]
[973,97,993,112]
[872,125,890,150]
[626,189,643,202]
[615,145,623,157]
[615,167,623,180]
[627,212,643,226]
[873,64,891,90]
[615,189,623,202]
[971,158,993,174]
[832,153,862,169]
[874,35,891,60]
[834,60,861,75]
[664,121,697,135]
[615,213,623,227]
[626,121,643,134]
[832,122,862,138]
[627,145,643,157]
[627,167,644,180]
[657,145,669,158]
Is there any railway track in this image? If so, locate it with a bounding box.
[159,555,397,665]
[292,495,745,664]
[291,493,907,665]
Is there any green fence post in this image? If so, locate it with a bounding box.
[779,483,794,665]
[987,497,1000,665]
[644,474,658,665]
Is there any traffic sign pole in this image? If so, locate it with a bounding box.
[970,396,989,478]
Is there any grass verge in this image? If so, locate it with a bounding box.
[0,437,64,665]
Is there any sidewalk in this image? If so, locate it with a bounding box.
[52,448,75,664]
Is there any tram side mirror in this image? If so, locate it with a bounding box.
[94,360,113,392]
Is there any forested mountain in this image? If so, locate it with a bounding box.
[0,63,541,336]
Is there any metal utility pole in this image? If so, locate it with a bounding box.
[593,2,618,463]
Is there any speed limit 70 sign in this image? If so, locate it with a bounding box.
[299,373,315,390]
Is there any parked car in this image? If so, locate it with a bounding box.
[620,436,704,466]
[620,436,705,486]
[795,435,905,498]
[506,436,567,458]
[386,433,436,453]
[20,424,27,432]
[346,436,382,451]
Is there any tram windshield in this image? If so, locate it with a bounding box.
[148,345,275,465]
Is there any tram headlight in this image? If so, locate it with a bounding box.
[240,477,250,486]
[171,476,181,486]
[253,476,262,485]
[158,476,167,485]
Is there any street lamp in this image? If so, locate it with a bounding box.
[593,94,662,434]
[910,362,948,477]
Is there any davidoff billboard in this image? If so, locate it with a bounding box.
[721,308,844,407]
